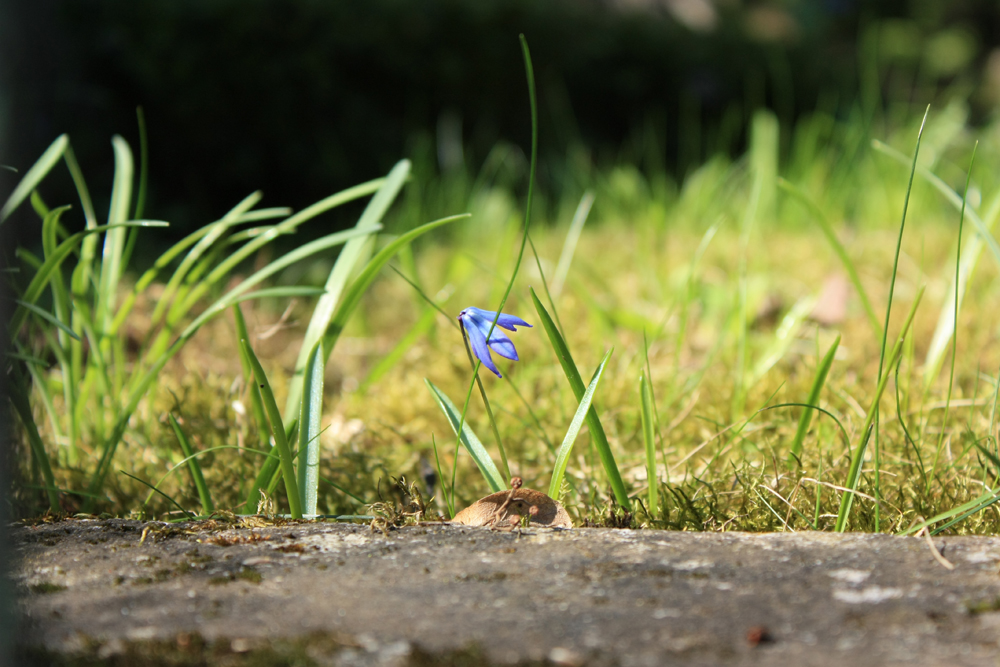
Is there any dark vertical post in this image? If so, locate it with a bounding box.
[0,0,15,662]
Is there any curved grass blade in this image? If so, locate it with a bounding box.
[872,138,1000,268]
[788,334,840,461]
[284,160,411,422]
[167,178,387,329]
[550,349,613,499]
[933,142,978,479]
[297,341,325,517]
[1,134,68,223]
[319,214,470,356]
[531,286,631,509]
[11,220,169,336]
[168,414,214,515]
[425,379,504,494]
[552,191,595,298]
[922,191,1000,391]
[228,286,326,305]
[749,295,817,386]
[8,365,60,512]
[119,470,194,520]
[449,35,539,495]
[835,285,925,532]
[240,339,302,518]
[777,178,882,336]
[94,136,134,334]
[15,300,80,342]
[173,226,381,345]
[640,370,658,517]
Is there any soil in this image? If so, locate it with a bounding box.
[10,518,1000,665]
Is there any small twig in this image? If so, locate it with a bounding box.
[917,524,955,570]
[487,477,523,528]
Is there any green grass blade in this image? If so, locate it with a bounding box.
[640,371,658,517]
[16,300,80,342]
[119,471,195,520]
[835,285,925,532]
[922,191,1000,390]
[319,214,469,357]
[235,305,275,513]
[94,136,134,334]
[232,305,269,437]
[11,221,168,337]
[777,178,882,337]
[297,341,325,517]
[165,178,386,331]
[872,138,1000,269]
[284,160,410,422]
[933,142,978,479]
[151,193,266,327]
[789,334,840,460]
[552,191,595,298]
[9,365,60,512]
[240,339,302,518]
[0,134,67,223]
[531,286,631,509]
[749,295,817,386]
[447,35,539,496]
[547,349,612,498]
[425,379,504,493]
[900,482,1000,536]
[133,106,149,220]
[359,304,439,392]
[174,226,380,344]
[168,414,215,515]
[228,286,327,305]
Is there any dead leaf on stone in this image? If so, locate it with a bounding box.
[810,274,849,326]
[452,488,572,528]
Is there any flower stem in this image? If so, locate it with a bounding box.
[461,324,512,481]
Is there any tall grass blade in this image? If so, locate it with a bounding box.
[872,138,1000,268]
[934,142,978,478]
[15,300,80,342]
[297,341,325,517]
[168,415,214,515]
[749,295,816,385]
[835,285,925,531]
[9,366,60,512]
[777,178,882,336]
[448,35,539,497]
[639,371,658,517]
[531,286,631,509]
[552,191,595,298]
[319,214,470,358]
[789,334,840,461]
[94,136,134,334]
[11,221,168,337]
[284,160,410,422]
[240,340,302,518]
[0,134,68,223]
[549,349,613,498]
[425,379,505,494]
[923,191,1000,390]
[133,107,149,220]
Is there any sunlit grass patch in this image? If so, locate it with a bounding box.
[8,49,1000,534]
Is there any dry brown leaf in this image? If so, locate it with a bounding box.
[452,488,572,528]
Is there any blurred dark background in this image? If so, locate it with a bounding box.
[2,0,999,244]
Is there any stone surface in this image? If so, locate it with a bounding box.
[10,518,1000,665]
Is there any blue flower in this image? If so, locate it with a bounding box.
[458,307,532,378]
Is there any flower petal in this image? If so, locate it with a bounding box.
[461,314,502,377]
[464,307,531,332]
[486,328,518,361]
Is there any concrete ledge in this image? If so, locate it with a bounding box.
[11,519,1000,665]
